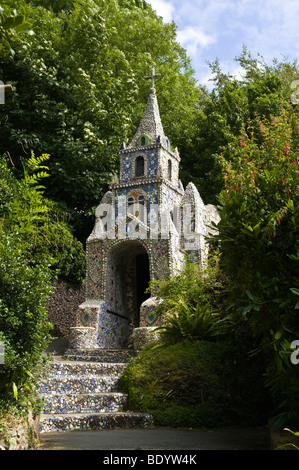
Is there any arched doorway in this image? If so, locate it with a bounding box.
[136,253,150,324]
[106,240,151,345]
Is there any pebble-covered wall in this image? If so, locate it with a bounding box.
[70,73,220,350]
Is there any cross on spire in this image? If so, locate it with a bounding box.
[145,67,161,89]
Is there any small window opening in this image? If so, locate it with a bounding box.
[167,159,172,180]
[135,156,145,177]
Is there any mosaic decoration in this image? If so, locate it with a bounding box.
[39,354,153,432]
[71,70,220,350]
[152,239,169,280]
[69,327,97,349]
[139,297,162,326]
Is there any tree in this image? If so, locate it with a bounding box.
[181,49,299,205]
[0,0,201,241]
[0,6,34,53]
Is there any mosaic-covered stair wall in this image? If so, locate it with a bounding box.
[39,350,153,433]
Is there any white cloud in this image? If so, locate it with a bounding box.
[177,26,217,58]
[146,0,299,87]
[147,0,175,23]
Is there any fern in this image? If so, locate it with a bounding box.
[24,152,50,186]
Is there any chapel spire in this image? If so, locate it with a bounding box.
[128,68,165,149]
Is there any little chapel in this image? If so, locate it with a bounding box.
[70,69,219,350]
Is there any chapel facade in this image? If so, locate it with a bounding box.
[70,69,219,350]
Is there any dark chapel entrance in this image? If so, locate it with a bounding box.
[136,253,150,324]
[106,241,151,333]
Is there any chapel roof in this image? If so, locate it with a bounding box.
[127,68,165,148]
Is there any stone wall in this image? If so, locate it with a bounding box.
[46,280,85,339]
[0,411,39,450]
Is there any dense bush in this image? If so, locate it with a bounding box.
[0,153,85,409]
[118,339,268,428]
[211,103,299,426]
[0,233,53,408]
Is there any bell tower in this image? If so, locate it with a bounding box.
[116,68,184,247]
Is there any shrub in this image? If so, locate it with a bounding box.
[0,152,84,408]
[149,252,232,342]
[151,252,227,315]
[0,233,53,407]
[118,339,268,428]
[156,300,231,342]
[211,103,299,425]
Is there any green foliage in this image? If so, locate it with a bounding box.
[1,153,50,236]
[151,253,227,313]
[0,233,53,407]
[0,6,34,54]
[156,300,230,342]
[0,153,84,409]
[29,222,86,283]
[0,153,86,283]
[118,339,268,428]
[277,429,299,450]
[150,253,231,342]
[0,0,201,241]
[211,102,299,425]
[181,49,299,205]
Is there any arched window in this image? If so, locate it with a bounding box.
[128,196,135,215]
[127,192,146,222]
[137,195,146,221]
[135,156,145,177]
[167,159,172,180]
[137,134,149,147]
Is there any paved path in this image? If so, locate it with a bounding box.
[38,426,270,451]
[40,341,270,452]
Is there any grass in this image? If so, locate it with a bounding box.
[118,337,268,429]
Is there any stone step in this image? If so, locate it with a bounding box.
[46,361,127,377]
[39,412,153,433]
[39,348,154,434]
[39,374,120,394]
[42,392,128,414]
[64,348,135,363]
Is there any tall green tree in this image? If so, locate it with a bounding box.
[181,49,299,205]
[0,0,201,241]
[0,2,86,412]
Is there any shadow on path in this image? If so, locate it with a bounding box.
[38,426,270,451]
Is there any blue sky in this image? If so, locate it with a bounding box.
[147,0,299,89]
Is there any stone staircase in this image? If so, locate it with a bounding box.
[39,348,153,433]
